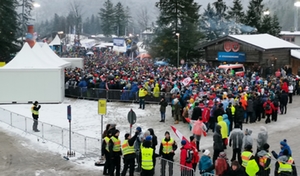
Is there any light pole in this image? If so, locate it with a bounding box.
[294,1,300,31]
[176,33,180,68]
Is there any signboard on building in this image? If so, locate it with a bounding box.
[224,41,240,52]
[113,38,125,47]
[218,52,246,62]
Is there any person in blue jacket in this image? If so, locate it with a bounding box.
[222,114,231,136]
[199,149,214,176]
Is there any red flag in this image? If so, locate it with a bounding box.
[170,126,190,144]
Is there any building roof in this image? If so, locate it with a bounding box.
[280,31,300,36]
[197,34,300,51]
[291,50,300,59]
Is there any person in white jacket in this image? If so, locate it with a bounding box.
[288,84,293,103]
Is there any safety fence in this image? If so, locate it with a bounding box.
[159,157,195,176]
[65,87,173,104]
[0,107,101,157]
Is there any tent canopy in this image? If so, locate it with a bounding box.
[49,35,61,46]
[42,43,71,67]
[3,43,58,69]
[32,43,61,67]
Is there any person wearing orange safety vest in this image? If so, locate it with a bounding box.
[121,132,138,176]
[256,143,271,176]
[109,130,122,176]
[159,131,178,176]
[274,149,297,176]
[101,129,113,175]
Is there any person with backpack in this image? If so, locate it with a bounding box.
[256,143,271,176]
[201,152,229,176]
[189,136,200,171]
[180,140,194,176]
[263,98,274,124]
[272,98,279,122]
[198,150,214,176]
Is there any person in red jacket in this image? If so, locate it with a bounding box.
[281,82,288,93]
[180,140,193,176]
[189,136,200,171]
[263,98,275,124]
[202,104,210,130]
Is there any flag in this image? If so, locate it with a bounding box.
[170,126,190,144]
[181,77,192,86]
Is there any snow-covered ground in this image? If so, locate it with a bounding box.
[1,97,300,170]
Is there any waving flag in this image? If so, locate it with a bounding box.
[170,126,190,144]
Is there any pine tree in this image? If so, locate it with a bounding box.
[270,14,281,36]
[151,0,203,65]
[99,0,115,36]
[114,2,126,36]
[244,0,264,32]
[0,0,20,62]
[260,14,272,34]
[17,0,33,37]
[227,0,245,23]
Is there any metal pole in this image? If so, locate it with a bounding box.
[177,35,179,68]
[100,115,103,140]
[22,0,25,44]
[130,124,132,136]
[69,120,71,153]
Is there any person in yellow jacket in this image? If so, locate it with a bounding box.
[217,115,228,149]
[139,86,148,109]
[101,130,113,175]
[153,83,160,98]
[121,132,138,176]
[109,130,122,176]
[274,149,297,176]
[241,145,254,174]
[141,136,155,176]
[31,101,41,132]
[245,155,259,176]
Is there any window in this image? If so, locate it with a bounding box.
[291,37,295,42]
[233,67,244,72]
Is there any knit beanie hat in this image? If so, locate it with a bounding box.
[181,140,187,145]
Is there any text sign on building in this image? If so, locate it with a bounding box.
[218,52,246,62]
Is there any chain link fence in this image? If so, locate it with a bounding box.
[0,107,101,157]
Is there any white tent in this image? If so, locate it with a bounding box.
[0,43,65,104]
[41,43,71,67]
[49,35,61,46]
[32,44,62,67]
[62,57,84,69]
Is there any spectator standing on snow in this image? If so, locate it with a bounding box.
[229,124,244,164]
[242,129,253,150]
[198,150,214,176]
[225,102,234,133]
[201,152,229,176]
[213,125,224,162]
[102,129,113,175]
[159,131,178,176]
[234,102,244,130]
[31,101,41,132]
[159,96,168,122]
[172,98,181,124]
[288,83,293,103]
[217,115,228,150]
[246,97,254,123]
[109,130,122,176]
[189,136,200,171]
[180,140,193,176]
[191,102,202,121]
[121,132,138,176]
[272,139,292,159]
[134,127,143,172]
[141,136,155,176]
[192,117,207,151]
[272,98,279,121]
[263,98,274,124]
[279,90,288,114]
[139,86,147,109]
[256,126,268,153]
[147,128,158,167]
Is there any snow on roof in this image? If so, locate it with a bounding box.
[32,44,60,67]
[49,35,61,46]
[3,43,58,69]
[41,43,71,67]
[142,29,154,34]
[229,34,300,50]
[280,31,300,36]
[291,50,300,59]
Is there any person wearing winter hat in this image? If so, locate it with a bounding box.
[256,143,271,176]
[256,126,268,153]
[198,149,214,176]
[140,135,155,176]
[180,140,193,176]
[121,132,138,176]
[189,136,199,171]
[226,161,244,176]
[272,139,292,159]
[31,101,41,132]
[109,129,122,176]
[274,149,297,176]
[134,127,143,172]
[241,145,253,168]
[201,152,229,176]
[159,131,178,176]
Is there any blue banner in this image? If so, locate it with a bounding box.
[113,38,125,47]
[218,52,246,62]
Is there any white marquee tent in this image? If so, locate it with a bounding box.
[0,43,65,103]
[49,35,61,46]
[41,43,71,67]
[61,57,84,69]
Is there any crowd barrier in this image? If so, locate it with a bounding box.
[159,157,196,176]
[65,87,173,104]
[0,107,101,157]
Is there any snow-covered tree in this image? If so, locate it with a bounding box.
[227,0,245,23]
[270,14,281,36]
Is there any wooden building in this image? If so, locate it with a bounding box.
[291,50,300,75]
[197,34,300,73]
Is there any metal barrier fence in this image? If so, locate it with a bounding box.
[65,87,173,104]
[0,107,101,157]
[159,157,195,176]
